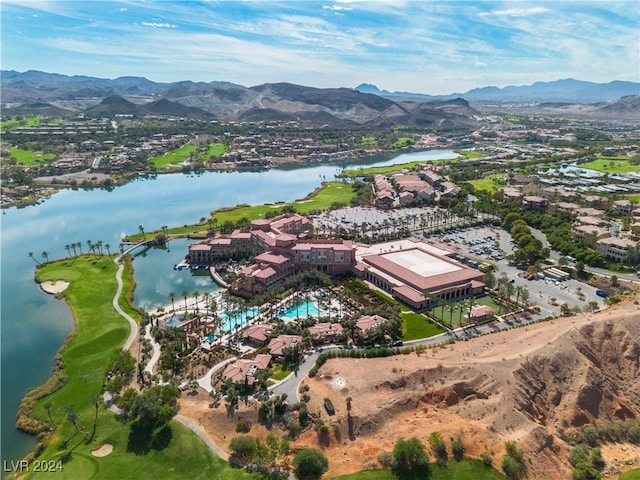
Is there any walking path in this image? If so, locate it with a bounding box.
[144,323,162,375]
[113,254,139,351]
[174,415,229,460]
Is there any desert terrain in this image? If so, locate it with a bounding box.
[180,291,640,478]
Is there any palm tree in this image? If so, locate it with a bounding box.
[70,243,77,257]
[105,243,111,257]
[169,292,176,313]
[65,404,87,437]
[65,244,72,258]
[520,288,530,306]
[91,394,99,439]
[181,290,189,314]
[96,240,103,255]
[193,290,200,315]
[28,252,41,265]
[346,397,352,416]
[76,242,83,255]
[41,251,49,263]
[138,225,146,240]
[43,401,56,429]
[86,240,93,256]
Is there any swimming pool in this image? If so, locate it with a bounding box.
[279,300,324,320]
[221,307,259,330]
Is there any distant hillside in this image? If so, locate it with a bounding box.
[2,70,637,126]
[84,95,213,119]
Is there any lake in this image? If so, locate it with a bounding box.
[0,148,456,463]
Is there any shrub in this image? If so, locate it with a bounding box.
[235,419,252,433]
[377,451,393,467]
[451,434,464,461]
[480,451,493,466]
[229,435,259,462]
[502,455,523,479]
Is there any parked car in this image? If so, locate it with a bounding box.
[595,290,609,298]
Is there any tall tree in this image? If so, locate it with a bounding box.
[392,437,431,479]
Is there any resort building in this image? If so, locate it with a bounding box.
[572,225,610,248]
[222,354,272,385]
[596,237,639,264]
[355,314,388,333]
[353,238,484,310]
[242,324,273,346]
[268,334,304,357]
[468,305,496,323]
[190,215,484,304]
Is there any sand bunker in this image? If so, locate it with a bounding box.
[40,280,69,294]
[91,443,113,457]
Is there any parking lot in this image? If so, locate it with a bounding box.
[425,224,607,317]
[311,205,471,240]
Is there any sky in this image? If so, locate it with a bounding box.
[1,1,638,95]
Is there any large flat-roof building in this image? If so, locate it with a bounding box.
[353,238,484,309]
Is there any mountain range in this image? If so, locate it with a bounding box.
[355,78,639,103]
[2,70,638,127]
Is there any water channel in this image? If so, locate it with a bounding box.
[0,148,456,463]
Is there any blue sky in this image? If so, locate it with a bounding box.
[2,1,638,94]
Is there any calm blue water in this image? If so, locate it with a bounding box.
[279,300,323,319]
[0,148,455,464]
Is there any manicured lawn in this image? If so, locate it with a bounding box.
[211,182,356,223]
[1,117,43,130]
[391,137,415,148]
[582,157,640,174]
[328,459,505,479]
[28,256,257,479]
[360,137,378,149]
[401,312,445,340]
[469,174,507,193]
[150,144,199,169]
[271,365,292,381]
[619,469,640,480]
[340,154,460,178]
[457,150,486,159]
[9,148,55,165]
[29,417,255,480]
[200,142,227,159]
[428,296,501,328]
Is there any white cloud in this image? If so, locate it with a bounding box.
[140,21,176,29]
[481,7,549,17]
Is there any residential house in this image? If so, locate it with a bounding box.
[222,354,272,385]
[307,322,343,344]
